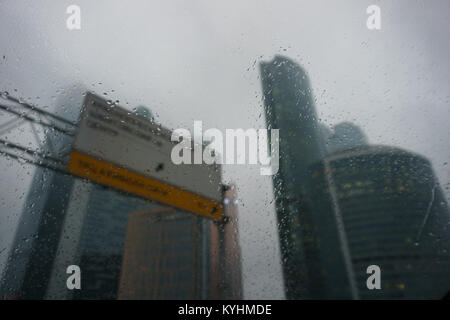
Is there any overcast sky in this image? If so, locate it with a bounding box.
[1,0,449,299]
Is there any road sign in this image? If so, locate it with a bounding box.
[67,92,223,219]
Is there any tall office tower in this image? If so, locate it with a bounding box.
[260,55,325,299]
[115,207,210,300]
[305,145,450,299]
[0,158,75,299]
[0,87,84,299]
[69,186,164,300]
[209,184,243,299]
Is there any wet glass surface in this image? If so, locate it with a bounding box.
[0,1,449,300]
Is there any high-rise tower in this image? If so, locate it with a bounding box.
[305,145,450,299]
[260,55,325,298]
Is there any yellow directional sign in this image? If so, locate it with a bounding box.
[68,150,223,219]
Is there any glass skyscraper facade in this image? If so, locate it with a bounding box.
[0,90,83,299]
[260,55,326,299]
[305,145,450,299]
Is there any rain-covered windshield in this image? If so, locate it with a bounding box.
[1,1,450,301]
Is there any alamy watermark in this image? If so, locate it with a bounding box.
[366,264,381,290]
[66,5,81,30]
[367,5,381,30]
[66,265,81,290]
[170,121,279,176]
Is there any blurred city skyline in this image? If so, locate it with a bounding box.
[1,0,450,299]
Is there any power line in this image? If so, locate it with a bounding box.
[0,93,78,140]
[0,138,66,165]
[2,95,77,127]
[0,94,77,175]
[0,104,75,136]
[0,148,69,177]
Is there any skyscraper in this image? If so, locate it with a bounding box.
[260,55,325,299]
[305,145,450,299]
[0,87,83,299]
[117,206,209,300]
[69,186,170,300]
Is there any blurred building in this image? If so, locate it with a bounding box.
[0,161,75,299]
[69,186,171,300]
[260,55,326,299]
[0,88,84,299]
[305,145,450,299]
[209,184,243,299]
[117,207,210,300]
